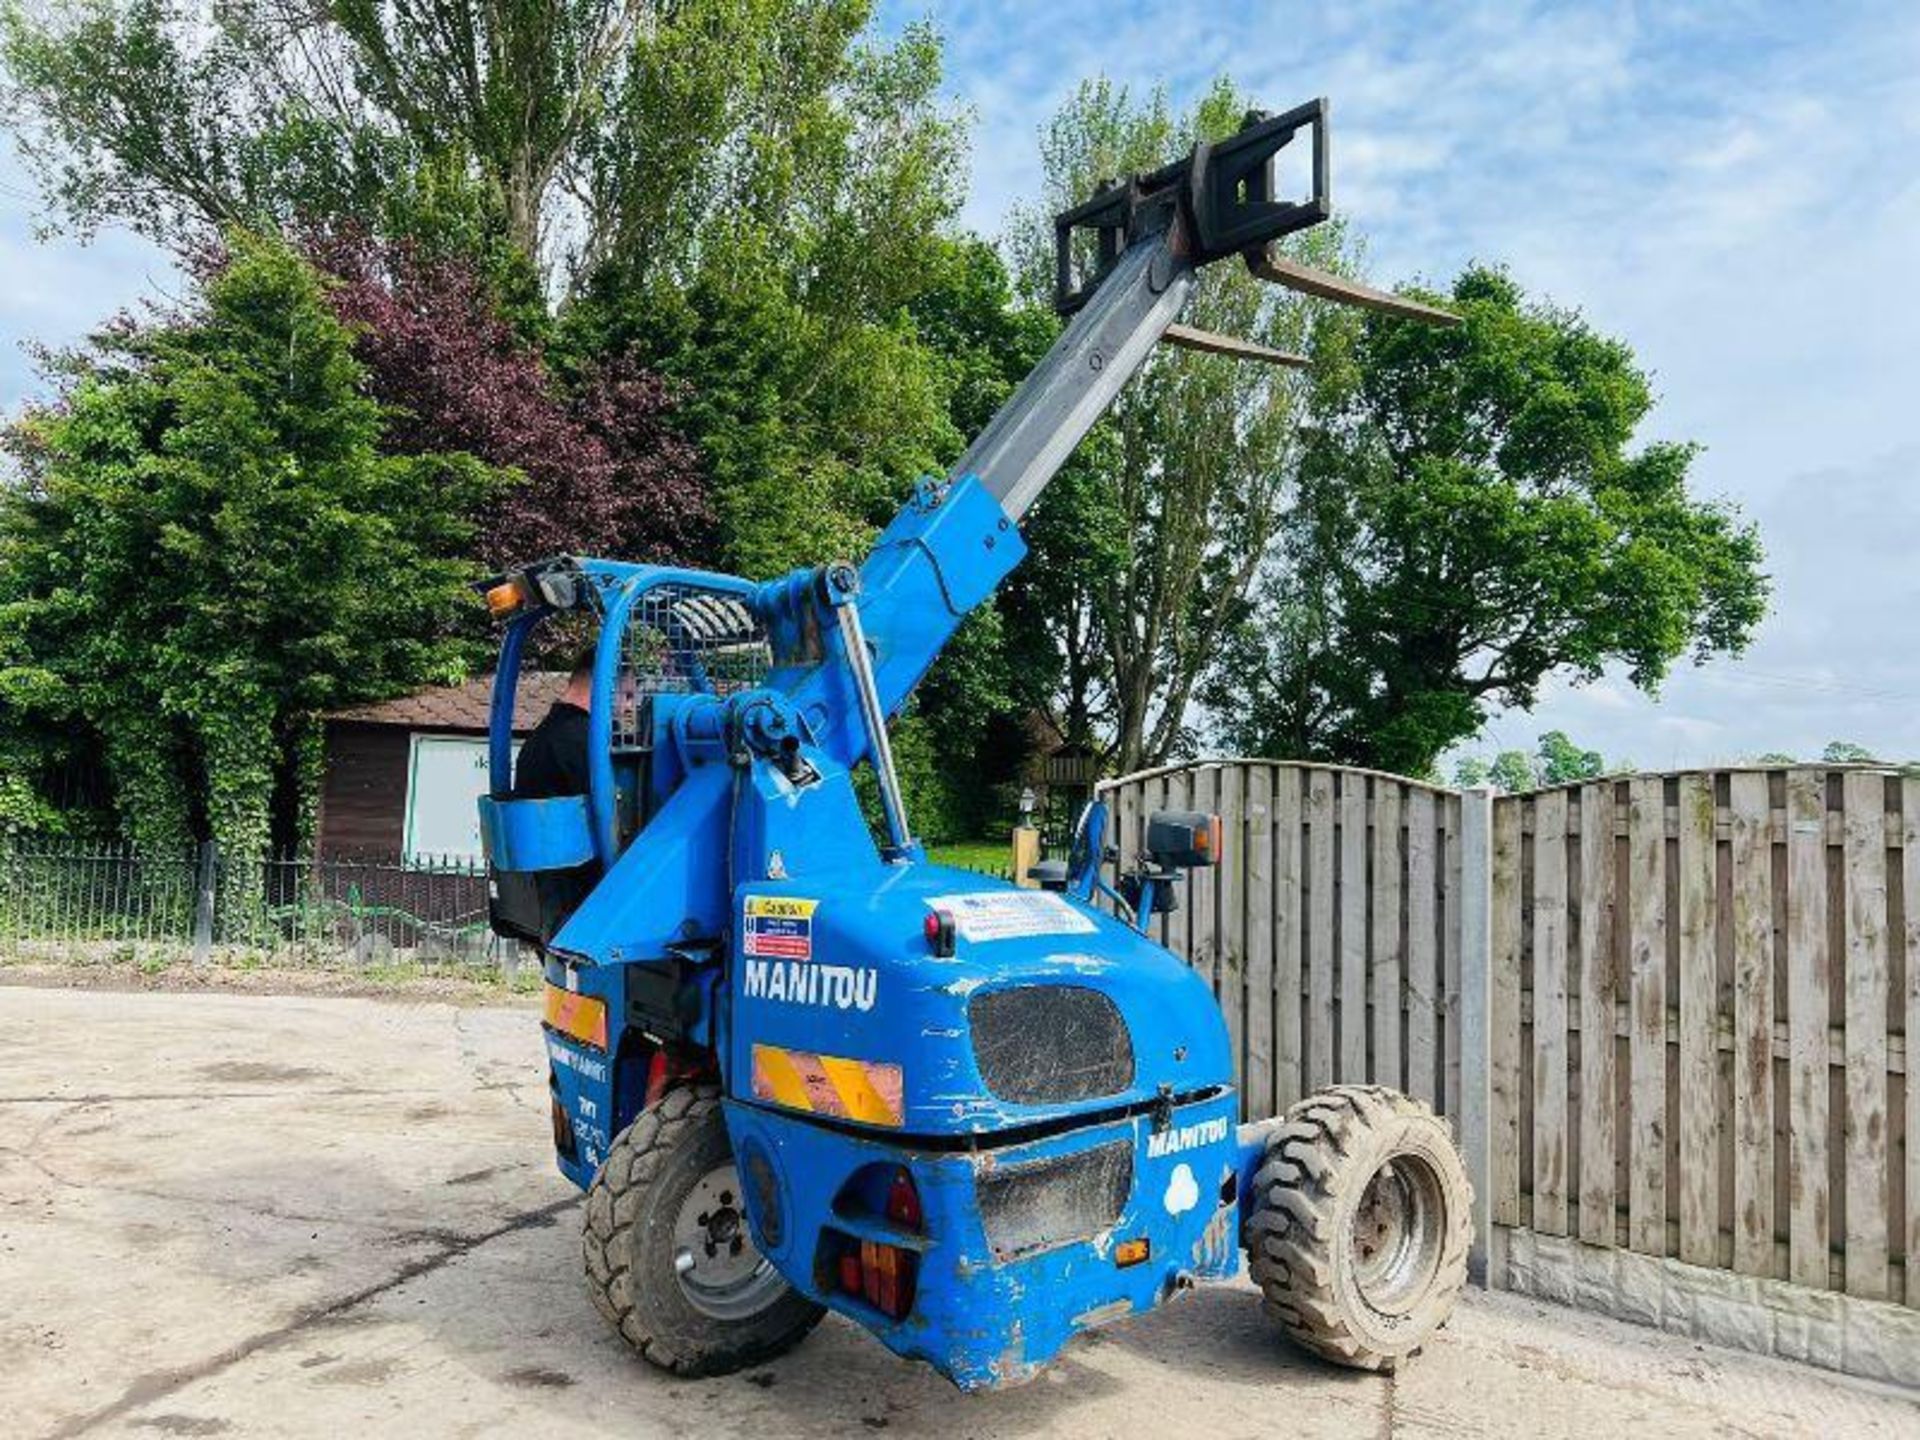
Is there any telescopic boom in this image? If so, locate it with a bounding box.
[955,98,1455,523]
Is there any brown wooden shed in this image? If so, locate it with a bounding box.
[316,671,566,860]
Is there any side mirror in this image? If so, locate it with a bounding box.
[1146,810,1221,869]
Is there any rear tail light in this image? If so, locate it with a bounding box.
[830,1168,922,1320]
[886,1167,922,1229]
[860,1239,910,1316]
[836,1239,917,1320]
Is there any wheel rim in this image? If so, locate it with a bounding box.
[671,1162,788,1321]
[1349,1154,1446,1316]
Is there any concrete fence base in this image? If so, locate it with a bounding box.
[1499,1226,1920,1388]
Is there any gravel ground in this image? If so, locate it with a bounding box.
[3,983,1916,1439]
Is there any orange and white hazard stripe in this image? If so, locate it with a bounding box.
[750,1043,904,1127]
[543,983,608,1049]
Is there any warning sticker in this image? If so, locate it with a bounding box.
[925,890,1098,943]
[744,895,817,959]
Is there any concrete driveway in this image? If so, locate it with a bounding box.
[3,980,1916,1440]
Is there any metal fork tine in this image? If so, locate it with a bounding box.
[1245,247,1460,326]
[1161,323,1310,367]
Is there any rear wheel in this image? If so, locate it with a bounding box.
[1244,1084,1471,1373]
[583,1084,823,1375]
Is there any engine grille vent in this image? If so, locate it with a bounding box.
[970,984,1133,1104]
[977,1140,1133,1262]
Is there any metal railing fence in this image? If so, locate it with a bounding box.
[0,839,511,973]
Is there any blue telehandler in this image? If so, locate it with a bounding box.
[477,98,1472,1391]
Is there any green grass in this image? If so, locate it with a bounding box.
[925,838,1012,874]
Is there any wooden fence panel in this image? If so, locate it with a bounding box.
[1307,770,1337,1092]
[1242,764,1275,1121]
[1677,772,1719,1266]
[1275,768,1304,1113]
[1729,771,1775,1277]
[1785,769,1830,1290]
[1488,764,1911,1305]
[1532,788,1570,1236]
[1577,780,1617,1248]
[1407,787,1438,1108]
[1445,799,1464,1121]
[1628,775,1669,1256]
[1905,777,1920,1311]
[1190,765,1219,1006]
[1159,771,1190,963]
[1103,758,1912,1312]
[1339,774,1369,1083]
[1842,771,1889,1299]
[1214,765,1245,1110]
[1373,782,1405,1094]
[1490,798,1523,1227]
[1099,763,1462,1126]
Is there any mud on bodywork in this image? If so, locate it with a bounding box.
[968,985,1133,1105]
[722,1085,1243,1390]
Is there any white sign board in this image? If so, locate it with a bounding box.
[924,890,1098,942]
[403,735,516,864]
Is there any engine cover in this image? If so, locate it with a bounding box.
[727,862,1233,1138]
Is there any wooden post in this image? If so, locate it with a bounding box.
[1577,780,1618,1249]
[1676,772,1719,1266]
[1531,788,1570,1237]
[1841,771,1889,1299]
[1729,771,1774,1276]
[1457,786,1496,1285]
[1785,770,1830,1288]
[1011,826,1040,888]
[1627,775,1669,1256]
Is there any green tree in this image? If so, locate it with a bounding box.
[1821,740,1876,764]
[1487,751,1538,794]
[1449,747,1537,792]
[1452,730,1611,793]
[1212,265,1768,775]
[554,17,966,577]
[1537,729,1605,785]
[1,0,962,308]
[0,234,498,886]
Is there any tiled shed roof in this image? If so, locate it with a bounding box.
[326,671,569,734]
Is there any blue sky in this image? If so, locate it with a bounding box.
[878,0,1920,768]
[5,1,1920,768]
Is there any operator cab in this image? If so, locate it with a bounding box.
[476,556,773,947]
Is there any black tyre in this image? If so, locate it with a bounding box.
[582,1084,823,1376]
[1244,1084,1471,1373]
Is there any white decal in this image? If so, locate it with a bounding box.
[1163,1163,1199,1216]
[925,890,1097,942]
[546,1036,608,1083]
[1147,1116,1229,1160]
[743,957,878,1012]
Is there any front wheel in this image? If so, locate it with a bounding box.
[583,1084,823,1376]
[1244,1084,1471,1373]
